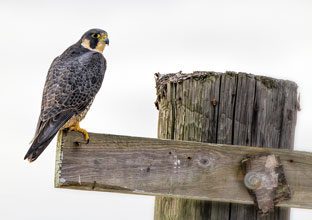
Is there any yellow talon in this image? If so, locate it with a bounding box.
[69,122,90,143]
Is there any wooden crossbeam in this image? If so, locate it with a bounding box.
[55,131,312,209]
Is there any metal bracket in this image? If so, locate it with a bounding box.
[241,154,291,215]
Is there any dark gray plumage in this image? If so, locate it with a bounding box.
[24,28,109,162]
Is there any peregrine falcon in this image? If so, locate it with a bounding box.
[24,28,109,162]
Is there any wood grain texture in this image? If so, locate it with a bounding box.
[54,131,312,209]
[154,71,298,220]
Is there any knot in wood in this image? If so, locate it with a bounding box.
[197,155,215,168]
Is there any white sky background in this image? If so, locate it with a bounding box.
[0,0,311,219]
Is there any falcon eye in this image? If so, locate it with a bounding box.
[91,33,100,39]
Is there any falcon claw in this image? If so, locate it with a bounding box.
[69,122,90,144]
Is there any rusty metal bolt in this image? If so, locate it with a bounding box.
[211,98,218,106]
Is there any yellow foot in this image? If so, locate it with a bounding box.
[69,122,90,143]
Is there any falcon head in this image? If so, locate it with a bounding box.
[81,28,109,53]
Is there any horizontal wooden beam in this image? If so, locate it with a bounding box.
[55,131,312,209]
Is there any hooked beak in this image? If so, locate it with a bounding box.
[104,38,109,45]
[99,33,109,46]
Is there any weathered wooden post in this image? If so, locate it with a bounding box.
[154,71,298,220]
